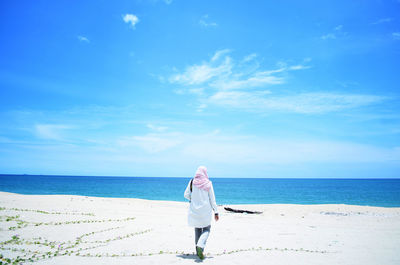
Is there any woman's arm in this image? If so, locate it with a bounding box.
[208,184,218,214]
[184,180,191,201]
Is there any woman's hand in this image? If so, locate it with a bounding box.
[214,213,219,221]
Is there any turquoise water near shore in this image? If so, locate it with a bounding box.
[0,175,400,207]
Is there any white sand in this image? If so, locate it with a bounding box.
[0,191,399,264]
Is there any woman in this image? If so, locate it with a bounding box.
[184,166,219,260]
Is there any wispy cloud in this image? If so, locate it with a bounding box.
[209,92,385,114]
[392,32,400,40]
[77,35,90,43]
[147,124,168,132]
[3,130,397,177]
[168,49,386,114]
[182,135,400,165]
[3,106,399,177]
[242,53,257,63]
[334,25,343,31]
[371,17,393,25]
[211,49,231,62]
[210,70,285,90]
[199,14,217,27]
[169,49,308,90]
[114,130,400,165]
[289,65,310,70]
[321,25,346,40]
[117,133,181,153]
[169,55,232,85]
[123,14,139,29]
[321,33,336,40]
[34,124,73,141]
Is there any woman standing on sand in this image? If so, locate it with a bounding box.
[184,166,219,260]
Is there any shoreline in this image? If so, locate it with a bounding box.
[1,192,400,264]
[1,191,400,208]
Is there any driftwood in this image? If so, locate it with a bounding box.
[224,207,262,214]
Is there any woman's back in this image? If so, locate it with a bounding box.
[185,179,217,228]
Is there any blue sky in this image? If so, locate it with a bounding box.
[0,0,399,178]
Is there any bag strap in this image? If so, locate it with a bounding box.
[190,178,193,192]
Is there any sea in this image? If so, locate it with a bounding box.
[0,175,400,207]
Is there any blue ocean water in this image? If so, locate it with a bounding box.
[0,175,399,207]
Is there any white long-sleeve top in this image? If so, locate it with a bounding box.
[184,179,218,228]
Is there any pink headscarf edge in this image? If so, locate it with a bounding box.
[193,166,212,191]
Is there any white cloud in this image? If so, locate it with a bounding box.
[170,50,308,90]
[242,53,257,63]
[147,124,168,132]
[334,25,343,31]
[169,55,232,85]
[289,65,311,70]
[209,91,271,109]
[321,33,336,40]
[199,14,217,27]
[392,32,400,40]
[371,18,393,25]
[77,35,90,43]
[208,92,385,114]
[123,14,139,29]
[197,103,208,112]
[182,137,400,164]
[172,87,205,96]
[115,130,400,165]
[34,124,72,140]
[117,134,181,153]
[188,88,205,95]
[168,50,385,115]
[211,49,231,62]
[5,108,399,177]
[211,70,285,90]
[210,62,309,90]
[321,25,348,40]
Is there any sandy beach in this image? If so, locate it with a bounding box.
[0,191,399,264]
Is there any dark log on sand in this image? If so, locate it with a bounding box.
[224,207,262,214]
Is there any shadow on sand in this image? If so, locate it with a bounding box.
[176,254,214,262]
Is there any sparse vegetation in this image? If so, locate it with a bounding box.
[0,205,327,264]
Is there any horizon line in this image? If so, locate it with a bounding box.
[0,173,399,180]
